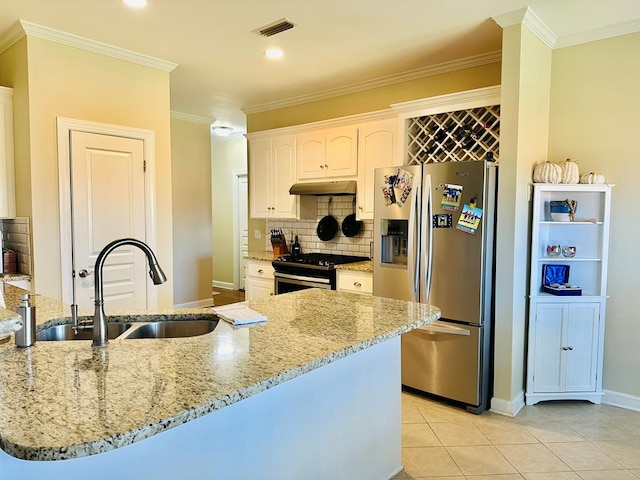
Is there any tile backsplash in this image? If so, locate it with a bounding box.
[267,196,373,258]
[1,217,32,275]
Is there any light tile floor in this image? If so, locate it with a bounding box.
[395,391,640,479]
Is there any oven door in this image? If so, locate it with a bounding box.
[274,272,332,295]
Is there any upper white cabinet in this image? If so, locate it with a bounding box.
[526,183,612,406]
[249,135,298,219]
[0,86,16,219]
[356,119,399,220]
[296,126,358,181]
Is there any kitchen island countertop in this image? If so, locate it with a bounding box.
[0,283,439,462]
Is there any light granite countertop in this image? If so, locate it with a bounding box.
[0,283,440,462]
[246,251,373,272]
[0,273,31,283]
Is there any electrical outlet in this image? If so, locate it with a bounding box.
[254,229,261,239]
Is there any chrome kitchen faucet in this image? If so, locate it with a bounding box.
[92,238,166,347]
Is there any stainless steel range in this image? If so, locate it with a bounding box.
[272,253,369,294]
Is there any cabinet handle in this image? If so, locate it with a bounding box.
[354,282,362,287]
[324,164,329,169]
[358,206,363,210]
[258,269,264,274]
[561,346,574,351]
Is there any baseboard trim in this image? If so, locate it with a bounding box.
[490,391,525,417]
[212,281,235,290]
[173,298,215,309]
[603,389,640,412]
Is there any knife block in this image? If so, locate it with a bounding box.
[271,236,289,258]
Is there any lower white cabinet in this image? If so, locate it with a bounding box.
[336,270,372,295]
[526,300,603,405]
[244,260,275,301]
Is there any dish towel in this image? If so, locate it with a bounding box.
[212,302,267,326]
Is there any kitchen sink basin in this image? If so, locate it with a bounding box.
[36,318,219,342]
[36,322,132,341]
[124,319,219,339]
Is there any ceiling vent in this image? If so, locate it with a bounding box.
[253,18,296,37]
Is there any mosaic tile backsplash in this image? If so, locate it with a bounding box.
[266,196,373,258]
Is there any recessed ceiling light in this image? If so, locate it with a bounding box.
[122,0,148,8]
[264,48,284,59]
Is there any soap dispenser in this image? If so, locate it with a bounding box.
[15,294,36,348]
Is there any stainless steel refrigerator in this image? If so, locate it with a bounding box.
[373,160,497,413]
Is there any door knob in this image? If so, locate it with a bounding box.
[78,269,91,278]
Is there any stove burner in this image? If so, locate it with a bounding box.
[274,253,369,268]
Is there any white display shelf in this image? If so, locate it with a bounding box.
[526,183,612,406]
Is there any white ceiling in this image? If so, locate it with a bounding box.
[1,0,639,133]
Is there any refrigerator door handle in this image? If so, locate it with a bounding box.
[408,181,420,302]
[422,173,433,303]
[417,323,471,336]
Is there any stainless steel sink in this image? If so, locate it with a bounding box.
[124,320,219,339]
[36,318,219,341]
[36,323,132,341]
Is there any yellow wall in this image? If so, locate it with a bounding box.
[548,32,640,397]
[212,135,247,286]
[493,23,552,407]
[248,63,501,132]
[0,36,174,306]
[171,117,212,305]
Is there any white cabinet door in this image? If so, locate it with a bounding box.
[356,119,398,220]
[296,131,325,180]
[249,140,272,218]
[325,126,358,178]
[531,303,565,393]
[0,87,16,219]
[271,136,297,219]
[249,137,297,219]
[246,278,274,301]
[565,302,600,392]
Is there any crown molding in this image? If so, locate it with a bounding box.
[556,17,640,48]
[0,21,26,55]
[170,111,214,125]
[391,85,501,118]
[493,7,557,49]
[5,20,177,72]
[243,50,501,115]
[246,108,397,139]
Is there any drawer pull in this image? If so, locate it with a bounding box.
[258,269,264,274]
[353,282,362,287]
[561,346,574,351]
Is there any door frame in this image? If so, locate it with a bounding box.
[232,169,248,290]
[56,117,158,308]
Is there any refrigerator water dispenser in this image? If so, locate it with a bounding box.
[380,219,408,266]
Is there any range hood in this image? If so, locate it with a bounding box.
[289,180,357,196]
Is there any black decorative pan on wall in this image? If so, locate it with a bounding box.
[341,197,362,237]
[317,197,338,241]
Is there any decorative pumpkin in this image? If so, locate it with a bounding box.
[559,158,580,184]
[580,172,606,184]
[532,161,562,183]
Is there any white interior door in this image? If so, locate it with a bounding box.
[70,131,147,312]
[237,173,248,289]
